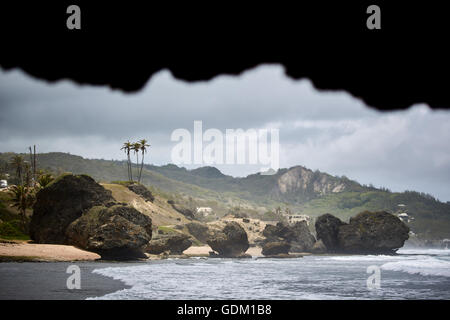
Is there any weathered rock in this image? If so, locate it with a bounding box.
[127,183,154,202]
[311,239,327,254]
[262,241,291,256]
[66,204,152,260]
[207,222,249,257]
[315,213,345,252]
[170,203,195,219]
[338,211,409,254]
[146,233,192,255]
[262,221,316,252]
[186,222,210,243]
[30,174,114,243]
[289,221,316,252]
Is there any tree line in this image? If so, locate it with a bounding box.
[5,146,55,231]
[121,139,150,184]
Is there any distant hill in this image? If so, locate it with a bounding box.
[1,151,450,238]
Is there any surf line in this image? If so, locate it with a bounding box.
[177,304,211,318]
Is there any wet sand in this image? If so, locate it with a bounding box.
[0,261,133,300]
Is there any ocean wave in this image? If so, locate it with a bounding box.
[381,257,450,277]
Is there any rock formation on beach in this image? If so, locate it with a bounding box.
[314,213,345,252]
[146,232,192,255]
[66,204,153,260]
[263,221,316,253]
[30,174,114,243]
[338,211,410,254]
[207,221,249,257]
[315,211,410,254]
[30,173,154,260]
[262,241,291,256]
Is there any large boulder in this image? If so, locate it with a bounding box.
[290,221,316,252]
[66,204,153,260]
[315,213,345,252]
[186,222,210,243]
[127,183,154,202]
[146,232,192,255]
[207,222,249,257]
[30,174,114,243]
[262,241,291,256]
[338,211,409,254]
[262,221,316,252]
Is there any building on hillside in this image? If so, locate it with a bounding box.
[397,212,414,223]
[196,207,213,216]
[287,214,311,225]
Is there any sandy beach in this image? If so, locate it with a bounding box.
[0,241,100,262]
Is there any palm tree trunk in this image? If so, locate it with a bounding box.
[128,153,133,182]
[139,152,144,183]
[135,153,139,183]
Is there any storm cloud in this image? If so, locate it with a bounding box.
[1,65,449,201]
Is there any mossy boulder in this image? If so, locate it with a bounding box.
[315,211,409,254]
[66,204,152,260]
[338,211,409,254]
[30,174,114,243]
[262,241,291,256]
[146,232,192,255]
[207,221,249,257]
[262,221,316,252]
[315,213,346,252]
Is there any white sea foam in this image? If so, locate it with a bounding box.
[381,256,450,277]
[87,252,450,300]
[397,248,450,256]
[323,255,415,262]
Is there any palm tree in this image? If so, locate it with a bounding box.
[9,185,34,231]
[37,173,54,188]
[24,162,32,188]
[121,141,133,182]
[132,142,141,183]
[10,155,25,185]
[138,139,150,183]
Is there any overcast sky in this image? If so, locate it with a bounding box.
[1,65,450,201]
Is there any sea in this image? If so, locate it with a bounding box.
[88,248,450,300]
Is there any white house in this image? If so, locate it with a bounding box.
[196,207,213,216]
[287,214,311,225]
[0,180,7,189]
[397,212,414,223]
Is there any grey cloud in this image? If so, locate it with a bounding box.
[1,65,450,201]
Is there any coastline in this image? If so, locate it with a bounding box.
[0,241,317,262]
